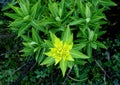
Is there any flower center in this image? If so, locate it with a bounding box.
[55,44,70,59]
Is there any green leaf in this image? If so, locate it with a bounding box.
[91,16,106,22]
[92,0,99,7]
[39,18,55,26]
[60,59,67,77]
[19,1,29,15]
[73,43,87,50]
[67,61,74,68]
[85,3,91,18]
[9,19,25,27]
[69,18,85,26]
[21,35,32,42]
[74,65,80,78]
[93,34,98,41]
[75,59,87,65]
[44,40,54,47]
[48,2,58,17]
[88,30,94,41]
[59,0,65,18]
[25,0,30,11]
[36,49,41,64]
[71,49,89,59]
[58,8,62,18]
[32,28,37,42]
[48,3,55,17]
[50,32,56,43]
[77,0,85,17]
[31,20,46,33]
[62,27,71,43]
[32,28,42,43]
[66,34,73,45]
[23,42,37,48]
[31,1,39,18]
[87,44,92,57]
[97,31,106,37]
[23,15,30,20]
[62,9,74,22]
[40,57,54,66]
[91,42,97,49]
[18,22,31,36]
[4,13,21,19]
[96,41,107,49]
[100,0,117,7]
[20,47,34,56]
[36,48,45,64]
[9,5,24,17]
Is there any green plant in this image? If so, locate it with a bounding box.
[4,0,116,82]
[41,27,89,76]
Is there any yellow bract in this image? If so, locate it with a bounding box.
[45,37,74,65]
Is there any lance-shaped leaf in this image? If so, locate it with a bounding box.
[32,28,42,43]
[60,59,67,77]
[71,49,89,59]
[41,57,54,66]
[62,27,72,44]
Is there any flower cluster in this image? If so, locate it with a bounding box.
[45,36,74,65]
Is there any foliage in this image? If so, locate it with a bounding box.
[0,0,119,84]
[41,28,89,76]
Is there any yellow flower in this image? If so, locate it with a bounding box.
[45,36,74,65]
